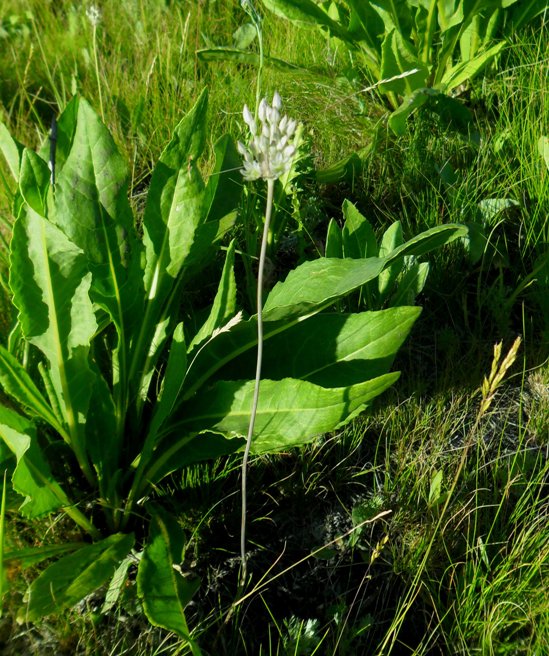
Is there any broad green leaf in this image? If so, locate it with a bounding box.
[132,91,209,401]
[3,542,85,569]
[215,307,421,388]
[21,533,134,622]
[390,262,430,306]
[101,554,134,614]
[51,97,143,395]
[203,135,242,224]
[0,345,65,435]
[137,507,199,641]
[38,96,79,174]
[142,89,207,301]
[384,223,468,264]
[388,86,437,135]
[378,222,404,301]
[146,322,187,443]
[263,257,386,322]
[325,218,343,258]
[508,0,549,31]
[233,22,257,50]
[18,150,50,216]
[9,207,97,473]
[145,432,244,484]
[260,0,352,41]
[442,41,506,91]
[342,200,377,259]
[0,406,69,517]
[379,30,427,96]
[0,122,24,182]
[197,48,312,74]
[174,374,400,454]
[188,240,237,350]
[84,372,118,494]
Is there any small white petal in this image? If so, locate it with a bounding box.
[273,91,282,111]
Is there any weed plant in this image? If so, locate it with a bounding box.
[0,2,548,655]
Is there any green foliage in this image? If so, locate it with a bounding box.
[258,0,549,133]
[0,91,425,639]
[325,200,466,309]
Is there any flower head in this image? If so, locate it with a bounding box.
[86,4,101,27]
[237,92,299,182]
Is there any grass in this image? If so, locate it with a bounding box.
[0,1,548,654]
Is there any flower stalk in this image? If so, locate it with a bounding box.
[238,93,299,586]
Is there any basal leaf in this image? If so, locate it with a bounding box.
[137,507,199,642]
[385,223,468,263]
[142,89,208,303]
[0,122,24,182]
[204,135,242,224]
[215,307,421,388]
[442,41,506,91]
[378,222,404,302]
[18,150,50,217]
[263,257,386,322]
[188,240,237,350]
[9,207,98,477]
[342,200,378,259]
[260,0,352,41]
[52,97,143,397]
[0,406,69,517]
[21,533,134,622]
[174,374,400,454]
[325,218,343,258]
[0,345,65,435]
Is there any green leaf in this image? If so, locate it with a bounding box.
[325,218,343,258]
[0,406,70,517]
[145,432,244,484]
[188,240,237,350]
[3,542,85,569]
[214,307,421,388]
[379,29,427,96]
[384,223,468,264]
[142,89,207,301]
[390,261,430,306]
[19,150,50,216]
[378,222,404,302]
[442,41,506,91]
[197,48,310,74]
[217,307,421,388]
[260,0,352,41]
[342,200,378,259]
[51,97,143,397]
[203,135,242,224]
[9,207,97,477]
[0,122,24,182]
[137,507,199,642]
[21,533,134,622]
[131,91,209,401]
[233,22,257,50]
[263,257,386,322]
[0,345,65,435]
[174,374,400,454]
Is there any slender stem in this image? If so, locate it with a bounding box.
[240,177,275,586]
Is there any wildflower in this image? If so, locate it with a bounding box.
[86,4,101,27]
[237,92,298,181]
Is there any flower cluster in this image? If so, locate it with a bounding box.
[86,4,101,27]
[237,92,298,182]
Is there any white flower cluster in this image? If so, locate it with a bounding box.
[86,4,101,27]
[237,92,298,182]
